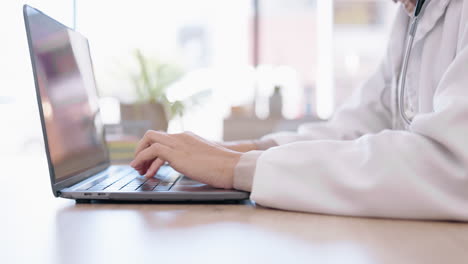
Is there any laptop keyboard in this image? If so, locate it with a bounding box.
[78,166,180,192]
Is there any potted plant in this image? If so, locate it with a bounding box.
[120,49,184,132]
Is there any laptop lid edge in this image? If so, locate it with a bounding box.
[23,5,112,197]
[23,5,61,196]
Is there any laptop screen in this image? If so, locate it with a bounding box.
[25,6,108,182]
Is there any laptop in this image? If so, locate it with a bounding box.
[23,5,249,202]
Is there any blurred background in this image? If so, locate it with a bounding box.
[0,0,397,161]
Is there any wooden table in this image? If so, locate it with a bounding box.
[2,154,468,264]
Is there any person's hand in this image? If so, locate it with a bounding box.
[220,140,258,153]
[130,131,242,189]
[392,0,416,13]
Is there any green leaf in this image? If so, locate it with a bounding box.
[128,49,190,120]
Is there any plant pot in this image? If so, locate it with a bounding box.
[120,102,168,132]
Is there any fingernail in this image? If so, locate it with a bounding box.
[130,160,135,167]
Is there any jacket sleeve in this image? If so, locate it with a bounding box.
[263,61,393,145]
[251,17,468,220]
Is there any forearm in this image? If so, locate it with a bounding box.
[222,139,277,152]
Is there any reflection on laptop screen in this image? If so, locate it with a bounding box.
[25,6,108,182]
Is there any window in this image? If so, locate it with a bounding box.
[257,0,396,120]
[76,0,397,140]
[77,0,252,140]
[256,0,318,119]
[1,0,398,153]
[333,0,396,108]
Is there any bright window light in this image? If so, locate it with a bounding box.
[316,0,334,120]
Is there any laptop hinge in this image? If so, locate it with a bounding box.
[53,162,110,196]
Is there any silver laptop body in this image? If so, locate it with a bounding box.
[23,5,249,202]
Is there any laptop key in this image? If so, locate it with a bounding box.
[87,182,114,191]
[136,183,160,191]
[125,182,144,187]
[104,186,122,191]
[81,169,137,191]
[146,177,161,183]
[87,185,107,191]
[116,178,146,191]
[154,182,173,191]
[120,185,139,191]
[137,184,157,192]
[141,181,159,187]
[104,180,133,191]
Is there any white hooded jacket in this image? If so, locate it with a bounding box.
[241,0,468,220]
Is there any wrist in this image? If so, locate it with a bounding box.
[222,141,257,152]
[223,150,243,189]
[253,139,278,150]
